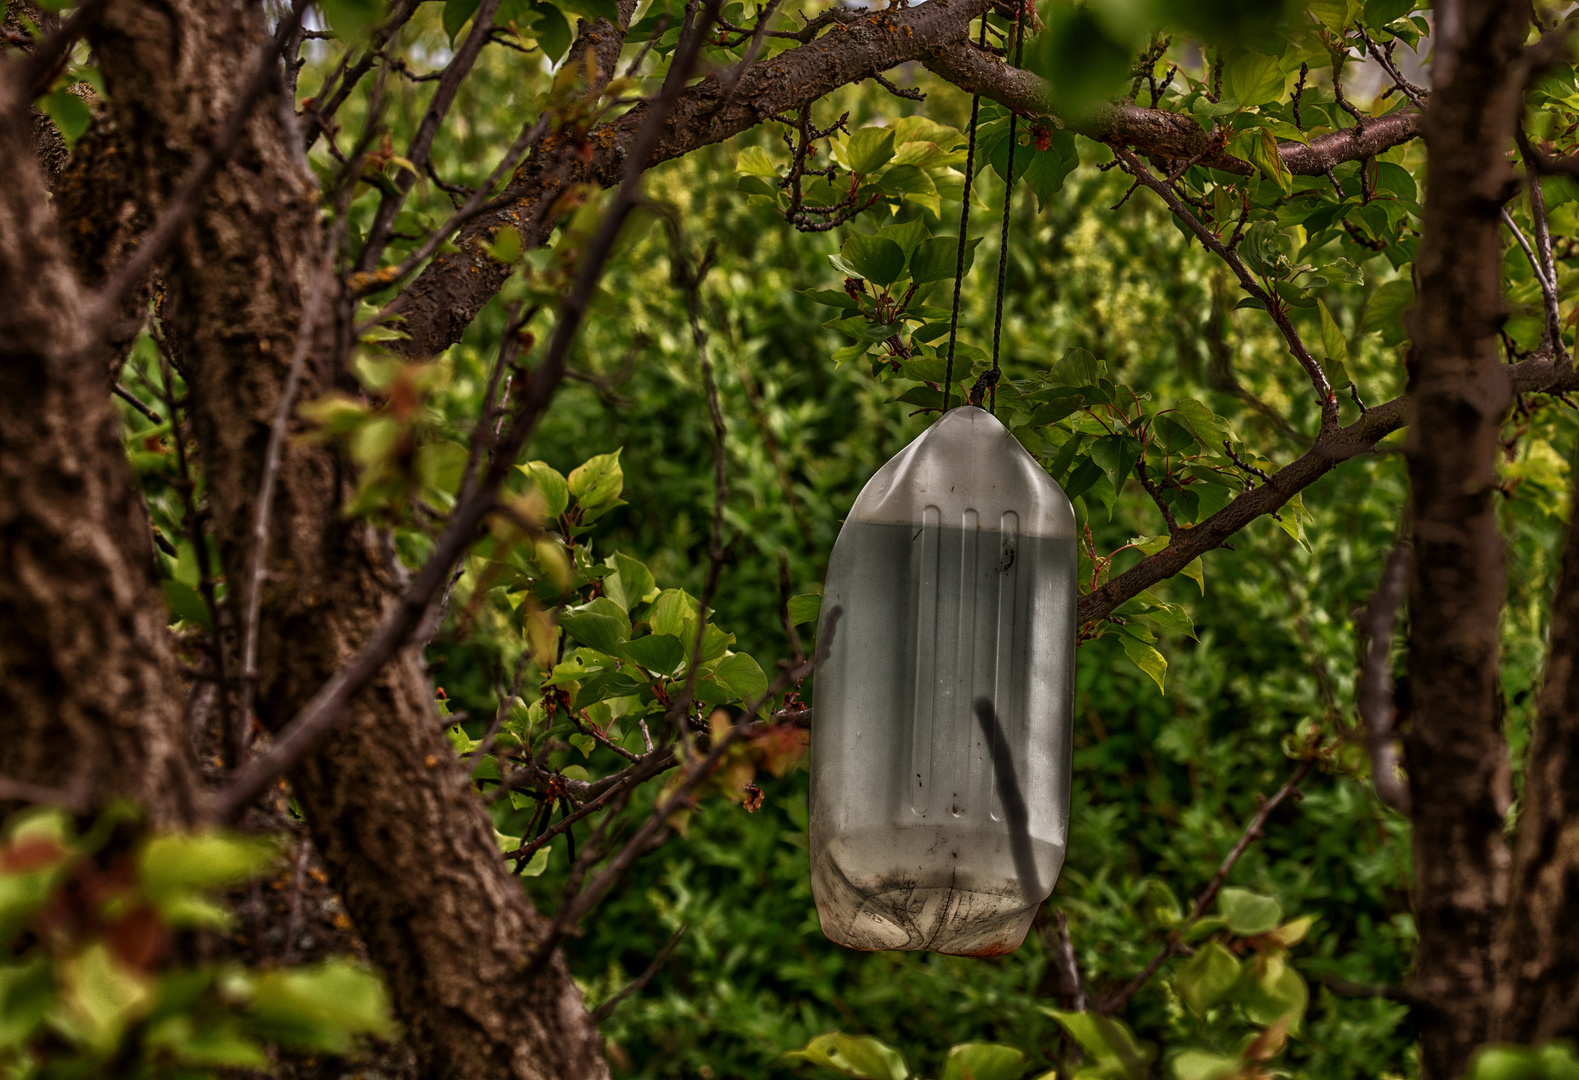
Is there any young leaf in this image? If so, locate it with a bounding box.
[840,234,907,287]
[1316,299,1353,389]
[846,127,898,176]
[1172,941,1242,1017]
[1043,1009,1153,1080]
[518,461,571,519]
[940,1043,1029,1080]
[1218,887,1283,936]
[784,1032,909,1080]
[908,235,980,286]
[1120,633,1168,693]
[568,448,624,509]
[788,593,823,626]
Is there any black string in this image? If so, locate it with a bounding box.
[987,0,1028,417]
[942,16,989,414]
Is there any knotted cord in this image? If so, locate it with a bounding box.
[941,16,988,413]
[944,5,1026,416]
[986,0,1029,416]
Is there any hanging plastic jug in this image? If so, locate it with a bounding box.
[809,405,1077,956]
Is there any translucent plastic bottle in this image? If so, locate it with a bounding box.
[809,405,1077,956]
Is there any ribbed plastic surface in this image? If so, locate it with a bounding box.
[810,407,1077,956]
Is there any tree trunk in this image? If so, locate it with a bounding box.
[78,0,610,1074]
[1404,2,1530,1075]
[0,86,199,827]
[1491,454,1579,1041]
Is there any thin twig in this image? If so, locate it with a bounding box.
[1054,909,1088,1012]
[590,924,688,1022]
[238,251,333,765]
[527,606,839,968]
[356,0,505,272]
[0,774,87,812]
[280,834,311,964]
[1109,146,1338,434]
[1358,542,1411,814]
[1098,760,1314,1014]
[155,336,239,765]
[113,383,163,425]
[207,0,722,824]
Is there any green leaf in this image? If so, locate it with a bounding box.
[1362,0,1414,27]
[1226,50,1285,106]
[1138,602,1196,639]
[618,633,686,675]
[788,593,822,627]
[840,234,907,287]
[1363,278,1415,346]
[713,653,769,705]
[876,165,936,199]
[518,460,571,519]
[40,89,91,146]
[561,599,631,655]
[908,235,980,286]
[1316,299,1352,389]
[321,0,384,39]
[138,833,278,906]
[1181,557,1205,594]
[736,146,779,179]
[940,1043,1029,1080]
[555,0,618,23]
[487,224,523,264]
[649,589,699,640]
[416,440,467,496]
[520,844,551,876]
[568,448,624,509]
[1374,161,1417,203]
[530,1,572,60]
[1021,128,1080,211]
[1219,887,1283,936]
[1170,398,1233,454]
[1049,347,1105,386]
[1308,0,1357,30]
[162,580,212,629]
[443,0,481,38]
[1240,961,1309,1029]
[847,128,897,176]
[0,958,52,1048]
[1091,435,1143,492]
[53,942,151,1052]
[1172,942,1242,1017]
[1043,1009,1152,1080]
[1171,1049,1246,1080]
[248,960,395,1053]
[1120,633,1167,693]
[608,552,658,611]
[784,1032,909,1080]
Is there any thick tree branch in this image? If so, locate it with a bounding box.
[920,39,1423,176]
[1075,356,1579,627]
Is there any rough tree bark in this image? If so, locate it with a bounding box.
[0,85,199,827]
[1492,448,1579,1043]
[67,0,610,1074]
[1404,2,1531,1075]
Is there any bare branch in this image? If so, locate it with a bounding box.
[355,0,505,272]
[1098,760,1314,1014]
[1359,542,1411,814]
[207,0,722,824]
[1109,145,1339,433]
[589,924,687,1023]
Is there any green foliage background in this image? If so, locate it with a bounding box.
[94,0,1579,1074]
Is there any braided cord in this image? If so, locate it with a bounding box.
[942,16,990,413]
[987,0,1028,416]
